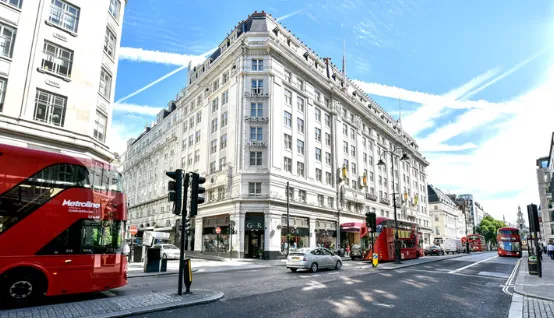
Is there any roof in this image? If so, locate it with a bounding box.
[427,184,457,207]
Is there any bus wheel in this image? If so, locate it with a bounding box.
[0,268,46,308]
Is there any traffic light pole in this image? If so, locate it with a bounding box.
[178,173,189,295]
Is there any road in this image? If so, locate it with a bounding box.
[129,252,519,318]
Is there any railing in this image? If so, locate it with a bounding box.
[366,193,377,201]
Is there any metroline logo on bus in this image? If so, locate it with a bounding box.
[62,199,101,213]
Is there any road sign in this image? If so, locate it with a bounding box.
[215,227,221,234]
[129,226,138,236]
[368,227,372,233]
[372,253,379,267]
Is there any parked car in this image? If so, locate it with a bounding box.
[154,244,181,260]
[286,248,342,273]
[424,245,445,256]
[350,244,363,260]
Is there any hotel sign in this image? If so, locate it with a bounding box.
[244,92,270,98]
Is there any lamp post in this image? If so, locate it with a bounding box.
[377,147,409,264]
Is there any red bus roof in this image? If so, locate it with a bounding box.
[376,216,417,226]
[498,227,519,231]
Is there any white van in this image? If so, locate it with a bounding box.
[443,239,463,254]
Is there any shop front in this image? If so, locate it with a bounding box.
[202,214,230,256]
[340,222,368,250]
[315,220,337,249]
[244,213,264,258]
[280,216,309,253]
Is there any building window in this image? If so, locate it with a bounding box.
[297,162,305,176]
[93,111,107,142]
[108,0,121,21]
[41,41,73,78]
[251,79,263,94]
[187,154,192,165]
[328,197,334,208]
[315,148,322,161]
[1,0,22,9]
[343,124,348,135]
[0,78,6,112]
[195,130,201,143]
[351,145,356,157]
[284,134,292,149]
[297,139,304,155]
[0,23,16,58]
[99,68,112,99]
[220,112,228,128]
[211,118,218,134]
[210,161,217,174]
[188,135,193,147]
[343,142,348,154]
[284,71,291,83]
[350,128,355,139]
[284,157,292,172]
[287,187,294,200]
[33,89,67,127]
[298,190,306,202]
[194,150,200,163]
[250,151,262,166]
[213,79,219,91]
[297,97,305,112]
[315,128,321,141]
[318,194,324,206]
[316,169,322,182]
[104,28,117,59]
[250,127,262,141]
[284,89,292,105]
[222,72,229,84]
[326,172,332,185]
[284,111,292,127]
[212,98,218,112]
[196,111,202,123]
[325,114,330,127]
[252,59,263,71]
[315,108,321,121]
[251,103,263,117]
[297,79,304,91]
[249,182,262,196]
[297,118,304,133]
[352,163,357,175]
[219,157,226,170]
[325,152,331,165]
[221,90,228,105]
[211,139,217,154]
[325,133,331,146]
[48,0,80,34]
[220,134,227,149]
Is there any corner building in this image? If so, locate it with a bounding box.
[0,0,126,161]
[124,11,431,259]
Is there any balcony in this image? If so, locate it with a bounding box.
[380,196,390,205]
[366,193,377,201]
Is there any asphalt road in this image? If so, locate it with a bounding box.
[133,252,519,318]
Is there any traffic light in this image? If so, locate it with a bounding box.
[190,172,206,217]
[184,217,191,231]
[365,212,376,232]
[166,169,183,215]
[230,220,237,234]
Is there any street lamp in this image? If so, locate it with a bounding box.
[377,148,409,264]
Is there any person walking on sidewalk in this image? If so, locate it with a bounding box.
[547,242,554,260]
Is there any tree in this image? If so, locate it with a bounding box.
[478,215,507,247]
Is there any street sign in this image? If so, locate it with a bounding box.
[372,253,379,267]
[129,226,138,236]
[215,227,221,234]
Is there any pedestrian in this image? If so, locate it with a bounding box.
[345,245,350,257]
[547,242,554,260]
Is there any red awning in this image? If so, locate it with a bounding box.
[340,222,369,238]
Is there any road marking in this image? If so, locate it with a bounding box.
[477,271,510,279]
[101,291,117,297]
[448,255,498,273]
[373,302,395,308]
[502,258,521,295]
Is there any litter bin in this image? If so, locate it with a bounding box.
[528,256,538,275]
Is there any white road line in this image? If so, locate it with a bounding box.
[448,255,498,273]
[503,258,521,295]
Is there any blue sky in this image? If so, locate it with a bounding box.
[111,0,554,223]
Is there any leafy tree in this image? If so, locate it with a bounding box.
[478,215,507,246]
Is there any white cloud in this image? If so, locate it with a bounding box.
[276,9,304,21]
[113,103,163,116]
[107,122,140,155]
[118,47,207,66]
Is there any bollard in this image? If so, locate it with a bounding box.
[184,258,192,293]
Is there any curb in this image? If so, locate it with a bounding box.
[511,257,554,302]
[128,268,198,278]
[374,254,467,270]
[91,290,224,318]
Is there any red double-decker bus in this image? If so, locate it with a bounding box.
[362,217,421,261]
[497,227,522,257]
[0,144,127,306]
[468,234,486,251]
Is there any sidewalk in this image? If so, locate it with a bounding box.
[508,254,554,318]
[0,289,223,318]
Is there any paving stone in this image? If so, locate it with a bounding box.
[523,297,554,318]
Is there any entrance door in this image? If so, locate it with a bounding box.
[246,231,263,258]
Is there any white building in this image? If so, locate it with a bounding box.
[0,0,126,161]
[123,11,431,259]
[474,201,485,226]
[427,185,464,242]
[536,132,554,244]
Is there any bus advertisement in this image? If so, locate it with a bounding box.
[497,227,522,258]
[468,234,486,251]
[0,144,128,307]
[362,217,421,262]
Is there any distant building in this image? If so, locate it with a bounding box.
[458,194,478,232]
[427,185,465,243]
[516,206,529,239]
[0,0,126,161]
[536,131,554,244]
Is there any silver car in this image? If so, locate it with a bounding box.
[286,247,342,273]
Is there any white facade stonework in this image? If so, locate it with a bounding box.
[427,184,465,242]
[536,132,554,244]
[0,0,126,161]
[123,12,431,258]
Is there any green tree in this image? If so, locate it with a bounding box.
[478,215,507,247]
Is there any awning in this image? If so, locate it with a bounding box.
[340,222,369,238]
